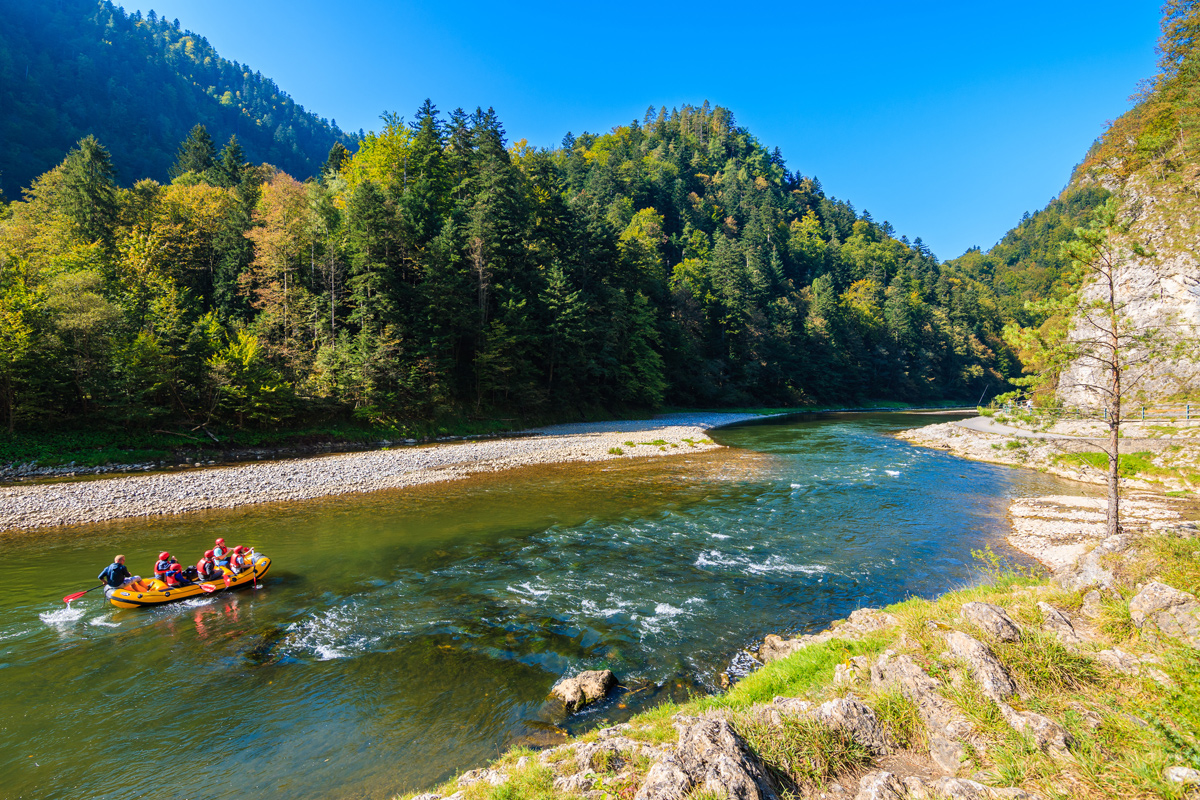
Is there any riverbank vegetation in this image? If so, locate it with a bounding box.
[402,538,1200,800]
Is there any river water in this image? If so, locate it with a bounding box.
[0,413,1087,800]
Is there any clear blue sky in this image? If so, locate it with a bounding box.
[135,1,1161,260]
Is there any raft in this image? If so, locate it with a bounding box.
[107,555,271,609]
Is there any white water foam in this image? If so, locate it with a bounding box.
[40,605,86,626]
[885,470,901,477]
[89,617,121,628]
[284,605,382,661]
[746,555,829,575]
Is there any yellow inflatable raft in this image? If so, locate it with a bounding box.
[107,555,271,609]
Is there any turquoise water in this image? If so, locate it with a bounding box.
[0,413,1086,799]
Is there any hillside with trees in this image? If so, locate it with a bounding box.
[0,100,1024,442]
[0,0,355,201]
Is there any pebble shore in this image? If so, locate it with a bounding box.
[0,413,765,533]
[898,418,1196,569]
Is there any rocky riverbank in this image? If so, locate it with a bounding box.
[0,412,764,532]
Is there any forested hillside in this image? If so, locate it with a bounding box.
[0,0,355,200]
[0,101,1022,437]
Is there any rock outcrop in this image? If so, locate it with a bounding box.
[961,602,1022,642]
[944,631,1018,702]
[636,715,779,800]
[757,608,898,663]
[1129,581,1200,647]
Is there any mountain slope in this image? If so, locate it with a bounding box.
[0,0,355,199]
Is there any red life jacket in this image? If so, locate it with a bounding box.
[196,557,214,576]
[165,571,186,587]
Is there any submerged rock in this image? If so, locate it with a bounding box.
[1129,581,1200,647]
[551,669,617,713]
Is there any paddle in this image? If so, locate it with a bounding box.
[199,583,217,594]
[62,585,103,604]
[222,573,233,589]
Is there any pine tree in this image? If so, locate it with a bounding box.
[171,124,217,179]
[60,135,118,248]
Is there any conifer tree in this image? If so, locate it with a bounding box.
[171,124,216,179]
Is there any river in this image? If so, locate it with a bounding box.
[0,413,1088,800]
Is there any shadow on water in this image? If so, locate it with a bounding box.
[0,412,1093,799]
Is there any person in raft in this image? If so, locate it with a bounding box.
[212,538,231,567]
[153,552,177,582]
[164,563,193,588]
[97,555,139,595]
[228,546,250,574]
[196,550,219,580]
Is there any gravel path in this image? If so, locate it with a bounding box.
[0,413,766,533]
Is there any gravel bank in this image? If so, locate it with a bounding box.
[898,418,1198,572]
[0,413,765,533]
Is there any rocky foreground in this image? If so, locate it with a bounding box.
[0,413,761,532]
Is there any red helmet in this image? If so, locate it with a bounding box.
[205,550,215,558]
[215,538,225,545]
[170,563,182,572]
[159,552,171,560]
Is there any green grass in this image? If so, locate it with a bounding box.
[1052,450,1164,479]
[608,447,624,455]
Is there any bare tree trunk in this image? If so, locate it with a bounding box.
[1105,258,1121,539]
[1107,399,1120,538]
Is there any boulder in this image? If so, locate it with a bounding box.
[1080,589,1103,619]
[456,768,506,788]
[1128,581,1200,648]
[854,770,908,800]
[553,773,597,794]
[944,631,1018,702]
[635,715,779,800]
[815,696,894,756]
[636,753,694,800]
[758,608,897,663]
[1095,648,1175,688]
[903,776,1042,799]
[1036,602,1082,649]
[1165,765,1200,785]
[757,633,811,663]
[551,669,617,713]
[997,703,1073,755]
[871,652,974,742]
[961,602,1022,642]
[929,734,968,774]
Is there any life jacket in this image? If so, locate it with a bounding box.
[230,552,246,570]
[165,572,185,587]
[213,545,228,559]
[196,557,215,577]
[155,559,172,578]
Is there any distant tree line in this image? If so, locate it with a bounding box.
[0,0,355,201]
[0,102,1029,434]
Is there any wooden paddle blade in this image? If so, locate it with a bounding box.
[199,583,217,593]
[62,590,89,604]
